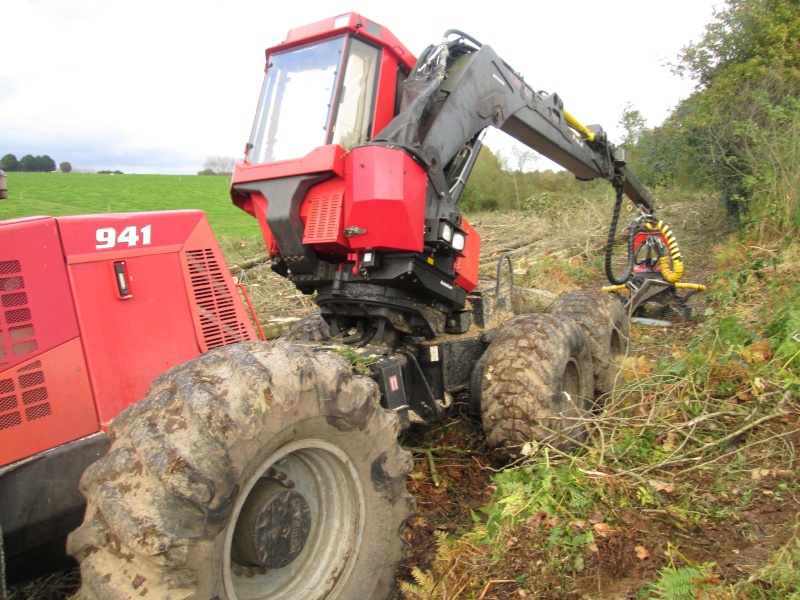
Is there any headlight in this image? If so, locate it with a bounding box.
[452,232,466,251]
[439,222,453,242]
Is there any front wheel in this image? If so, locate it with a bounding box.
[68,341,414,599]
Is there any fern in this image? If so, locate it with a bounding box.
[399,567,437,599]
[649,562,718,600]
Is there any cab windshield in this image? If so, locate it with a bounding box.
[247,36,380,164]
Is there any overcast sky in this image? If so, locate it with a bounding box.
[1,0,719,175]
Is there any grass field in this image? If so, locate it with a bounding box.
[0,172,262,242]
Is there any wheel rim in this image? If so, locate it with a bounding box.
[223,439,366,599]
[609,328,622,357]
[556,358,584,439]
[562,358,581,402]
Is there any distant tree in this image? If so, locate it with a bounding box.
[40,155,56,172]
[618,102,646,149]
[645,0,800,234]
[201,156,236,175]
[60,161,72,173]
[19,154,56,172]
[20,155,37,171]
[459,146,511,212]
[0,154,20,172]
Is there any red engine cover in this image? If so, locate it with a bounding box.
[1,211,257,467]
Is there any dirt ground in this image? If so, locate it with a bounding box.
[8,193,799,599]
[396,366,800,599]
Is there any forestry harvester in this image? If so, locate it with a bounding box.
[0,13,699,599]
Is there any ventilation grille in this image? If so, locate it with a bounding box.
[1,260,38,370]
[185,249,250,350]
[303,192,343,244]
[0,360,50,431]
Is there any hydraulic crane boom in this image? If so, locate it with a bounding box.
[371,29,653,215]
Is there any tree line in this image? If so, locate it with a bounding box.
[465,0,799,240]
[622,0,799,238]
[1,153,72,173]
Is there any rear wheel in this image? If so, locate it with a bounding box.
[549,290,629,398]
[68,341,413,600]
[480,314,594,458]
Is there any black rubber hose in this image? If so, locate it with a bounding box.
[605,186,636,285]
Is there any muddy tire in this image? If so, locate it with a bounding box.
[284,312,331,342]
[549,290,629,397]
[480,314,594,457]
[67,341,414,600]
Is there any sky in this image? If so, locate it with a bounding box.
[1,0,720,175]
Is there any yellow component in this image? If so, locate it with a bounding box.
[646,219,685,283]
[427,256,435,265]
[658,256,684,283]
[564,109,595,142]
[602,284,628,292]
[676,282,707,291]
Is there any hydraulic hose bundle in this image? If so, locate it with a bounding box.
[604,184,636,286]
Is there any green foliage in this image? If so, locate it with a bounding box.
[649,562,718,600]
[59,161,72,173]
[637,0,800,234]
[0,154,21,172]
[19,154,56,172]
[478,456,598,565]
[459,145,603,214]
[328,346,376,376]
[459,145,507,212]
[0,172,262,241]
[736,538,800,599]
[618,101,647,149]
[764,296,800,378]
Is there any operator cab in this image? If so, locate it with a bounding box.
[248,35,380,164]
[245,14,413,165]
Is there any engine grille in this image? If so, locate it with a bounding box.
[0,360,50,431]
[0,260,49,431]
[185,249,251,351]
[1,260,39,370]
[303,191,343,244]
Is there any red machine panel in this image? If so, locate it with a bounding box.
[454,218,480,292]
[58,211,256,428]
[0,340,96,466]
[0,217,96,466]
[0,217,81,370]
[344,146,427,252]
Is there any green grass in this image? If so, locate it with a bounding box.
[0,172,262,241]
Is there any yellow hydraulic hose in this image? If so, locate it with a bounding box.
[602,282,706,292]
[676,282,707,291]
[602,219,708,293]
[563,109,595,142]
[646,220,684,283]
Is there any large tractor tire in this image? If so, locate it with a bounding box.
[480,314,594,457]
[67,341,414,600]
[549,290,629,398]
[284,312,331,342]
